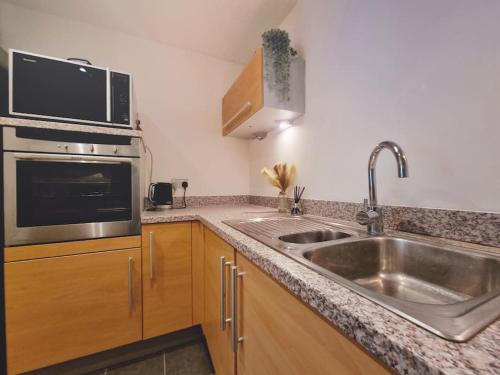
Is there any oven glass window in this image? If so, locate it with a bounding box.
[17,160,132,227]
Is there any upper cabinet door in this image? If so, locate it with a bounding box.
[142,222,193,339]
[5,248,142,375]
[203,229,236,375]
[221,47,305,139]
[222,49,264,136]
[235,254,391,375]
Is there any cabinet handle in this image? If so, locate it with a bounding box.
[149,231,154,280]
[219,256,232,331]
[222,101,252,129]
[128,257,134,312]
[230,266,244,352]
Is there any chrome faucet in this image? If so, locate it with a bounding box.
[356,141,409,235]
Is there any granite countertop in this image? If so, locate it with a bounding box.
[142,205,500,375]
[0,116,142,137]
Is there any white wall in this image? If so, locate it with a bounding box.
[0,1,250,197]
[250,0,500,212]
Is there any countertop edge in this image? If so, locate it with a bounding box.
[0,117,143,137]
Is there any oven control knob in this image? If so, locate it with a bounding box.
[113,146,118,154]
[90,144,95,153]
[64,144,69,151]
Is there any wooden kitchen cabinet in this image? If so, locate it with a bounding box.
[142,222,193,339]
[222,48,264,136]
[203,229,236,375]
[234,253,391,375]
[192,221,205,325]
[4,248,142,375]
[222,48,305,139]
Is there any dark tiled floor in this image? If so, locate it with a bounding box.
[108,354,163,375]
[91,341,213,375]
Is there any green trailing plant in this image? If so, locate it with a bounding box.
[262,29,297,102]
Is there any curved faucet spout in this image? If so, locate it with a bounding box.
[368,141,409,207]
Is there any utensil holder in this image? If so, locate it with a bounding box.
[291,202,302,216]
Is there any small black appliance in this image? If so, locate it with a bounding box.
[148,182,173,209]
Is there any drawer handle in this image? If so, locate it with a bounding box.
[219,256,232,331]
[149,231,154,280]
[128,256,134,312]
[230,266,244,352]
[223,101,252,128]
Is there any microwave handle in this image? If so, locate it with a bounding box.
[67,58,92,65]
[13,153,133,164]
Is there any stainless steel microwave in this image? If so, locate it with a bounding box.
[7,49,133,127]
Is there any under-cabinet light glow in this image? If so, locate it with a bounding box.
[278,120,292,130]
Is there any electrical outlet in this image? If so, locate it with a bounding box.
[171,178,188,195]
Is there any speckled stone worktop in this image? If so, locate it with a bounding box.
[0,116,142,137]
[142,205,500,375]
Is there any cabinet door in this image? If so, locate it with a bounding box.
[235,254,391,375]
[5,248,142,375]
[203,229,235,375]
[142,222,193,339]
[222,48,263,136]
[192,221,205,325]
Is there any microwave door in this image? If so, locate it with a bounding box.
[10,50,110,124]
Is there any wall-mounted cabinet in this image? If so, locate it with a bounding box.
[222,48,305,139]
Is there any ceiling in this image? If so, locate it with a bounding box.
[3,0,296,64]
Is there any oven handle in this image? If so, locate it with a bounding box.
[12,153,133,164]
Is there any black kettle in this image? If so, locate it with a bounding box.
[148,182,173,206]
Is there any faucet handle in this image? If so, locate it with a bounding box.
[357,199,370,225]
[356,206,379,225]
[362,198,368,209]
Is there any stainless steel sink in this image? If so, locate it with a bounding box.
[299,237,500,341]
[224,215,500,341]
[302,237,500,305]
[279,230,351,244]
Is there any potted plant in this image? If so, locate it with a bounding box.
[262,29,298,102]
[261,162,296,212]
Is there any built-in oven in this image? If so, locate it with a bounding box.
[3,127,141,246]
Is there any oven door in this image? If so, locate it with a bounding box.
[4,152,140,246]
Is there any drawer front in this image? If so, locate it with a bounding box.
[4,235,142,262]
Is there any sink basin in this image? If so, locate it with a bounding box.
[301,237,500,341]
[303,237,500,305]
[279,230,351,244]
[223,214,500,341]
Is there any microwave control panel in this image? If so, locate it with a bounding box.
[111,71,131,125]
